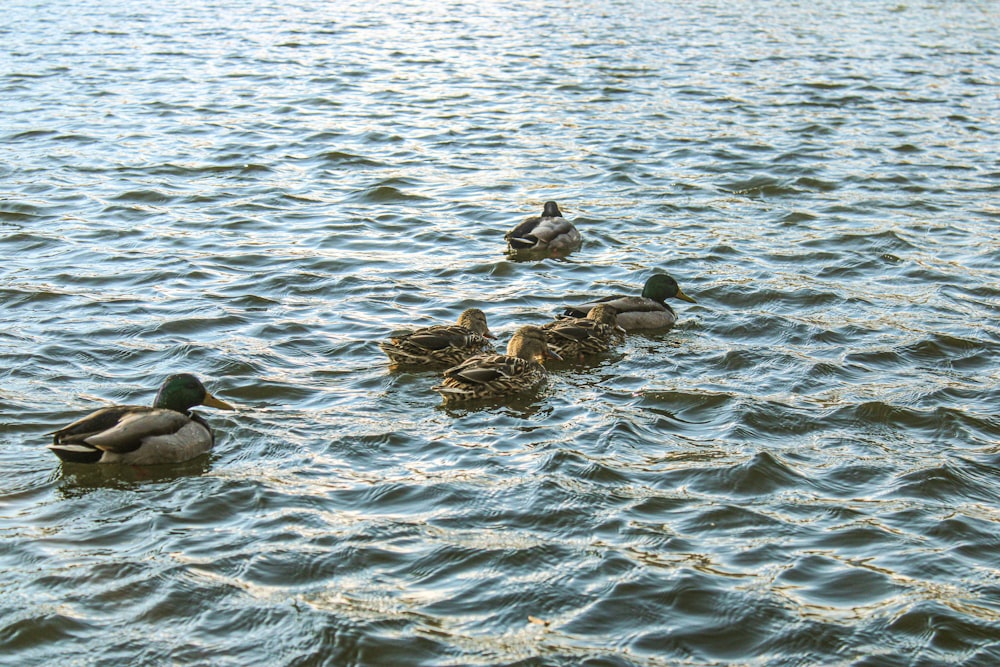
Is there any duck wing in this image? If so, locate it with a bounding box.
[562,294,628,318]
[51,407,191,453]
[443,354,528,385]
[86,409,191,452]
[544,318,598,343]
[381,325,494,367]
[564,295,675,318]
[48,405,137,440]
[505,216,580,251]
[403,325,485,351]
[504,216,545,249]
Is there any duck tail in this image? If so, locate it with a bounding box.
[431,385,472,400]
[47,443,103,464]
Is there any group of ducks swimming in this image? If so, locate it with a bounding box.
[46,202,695,466]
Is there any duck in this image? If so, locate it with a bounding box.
[433,325,562,402]
[504,201,582,257]
[541,304,625,361]
[47,373,235,465]
[562,273,696,331]
[379,308,496,368]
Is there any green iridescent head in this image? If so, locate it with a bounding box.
[153,373,234,413]
[641,274,696,304]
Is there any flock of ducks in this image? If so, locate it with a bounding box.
[46,202,695,466]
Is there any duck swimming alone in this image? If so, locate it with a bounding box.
[504,201,582,257]
[541,304,625,361]
[47,373,235,465]
[563,274,696,331]
[433,325,562,402]
[379,308,496,368]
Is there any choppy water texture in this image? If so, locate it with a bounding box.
[3,0,1000,664]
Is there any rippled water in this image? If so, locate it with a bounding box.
[3,0,1000,664]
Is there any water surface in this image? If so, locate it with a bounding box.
[2,0,1000,664]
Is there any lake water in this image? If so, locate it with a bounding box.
[2,0,1000,664]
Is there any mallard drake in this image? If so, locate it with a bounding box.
[504,201,582,256]
[433,325,562,402]
[563,273,696,331]
[542,304,625,361]
[379,308,496,368]
[47,373,235,465]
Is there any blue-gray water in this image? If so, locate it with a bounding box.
[2,0,1000,664]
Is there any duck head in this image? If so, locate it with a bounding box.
[642,274,696,305]
[153,373,235,413]
[541,201,562,218]
[457,308,496,339]
[507,326,563,362]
